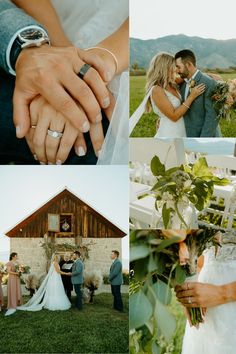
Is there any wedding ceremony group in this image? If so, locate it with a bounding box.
[0,172,129,354]
[0,249,124,315]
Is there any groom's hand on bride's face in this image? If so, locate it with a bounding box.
[13,45,111,138]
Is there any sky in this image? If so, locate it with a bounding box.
[130,0,236,40]
[0,166,129,266]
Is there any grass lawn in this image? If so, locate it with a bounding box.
[0,293,129,354]
[130,75,236,137]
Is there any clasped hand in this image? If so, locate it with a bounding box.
[14,45,117,164]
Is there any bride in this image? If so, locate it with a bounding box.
[175,232,236,353]
[15,254,71,313]
[129,52,205,137]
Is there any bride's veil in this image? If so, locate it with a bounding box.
[17,254,56,311]
[129,87,154,135]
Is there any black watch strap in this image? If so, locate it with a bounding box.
[10,37,23,72]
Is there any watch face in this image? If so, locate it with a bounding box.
[19,29,44,41]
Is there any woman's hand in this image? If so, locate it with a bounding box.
[26,94,116,164]
[189,84,206,100]
[26,96,80,164]
[175,282,225,308]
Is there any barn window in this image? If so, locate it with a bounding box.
[48,213,74,235]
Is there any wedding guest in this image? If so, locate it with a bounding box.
[6,252,22,315]
[0,271,4,311]
[109,250,123,312]
[59,253,74,300]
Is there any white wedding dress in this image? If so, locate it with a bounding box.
[51,0,129,165]
[151,90,186,138]
[17,263,71,311]
[129,87,186,137]
[182,239,236,354]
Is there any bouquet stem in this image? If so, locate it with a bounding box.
[189,307,204,326]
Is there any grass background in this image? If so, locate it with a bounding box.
[130,74,236,137]
[0,293,129,354]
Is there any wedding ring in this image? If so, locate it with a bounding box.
[78,63,91,80]
[188,297,192,304]
[47,129,63,139]
[31,125,37,129]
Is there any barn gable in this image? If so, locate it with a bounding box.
[5,188,126,239]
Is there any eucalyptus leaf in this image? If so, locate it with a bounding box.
[162,203,171,229]
[130,244,150,262]
[151,156,165,176]
[175,264,186,284]
[130,290,153,330]
[154,299,176,342]
[152,341,160,354]
[156,237,181,252]
[152,280,172,305]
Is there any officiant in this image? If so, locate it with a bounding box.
[59,253,74,300]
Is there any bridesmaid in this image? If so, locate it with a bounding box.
[5,252,23,315]
[0,270,4,311]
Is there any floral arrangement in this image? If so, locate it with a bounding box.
[15,264,31,275]
[150,156,229,228]
[211,79,236,121]
[130,229,221,353]
[0,262,7,274]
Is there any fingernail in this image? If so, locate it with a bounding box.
[48,162,53,165]
[16,126,21,138]
[56,160,62,165]
[76,147,86,157]
[96,149,102,158]
[33,154,38,161]
[103,97,110,108]
[105,71,112,82]
[82,121,90,133]
[95,113,102,123]
[40,162,46,165]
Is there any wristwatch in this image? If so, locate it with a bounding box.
[9,27,50,73]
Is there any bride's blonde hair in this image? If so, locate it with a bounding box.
[145,52,176,112]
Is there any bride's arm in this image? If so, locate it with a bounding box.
[53,262,70,276]
[11,0,72,46]
[152,84,206,122]
[175,281,236,308]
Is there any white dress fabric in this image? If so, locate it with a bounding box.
[129,87,186,138]
[182,242,236,354]
[51,0,129,164]
[17,263,71,311]
[151,90,186,138]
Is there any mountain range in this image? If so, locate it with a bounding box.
[130,34,236,69]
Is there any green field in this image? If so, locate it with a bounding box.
[0,293,129,354]
[130,75,236,137]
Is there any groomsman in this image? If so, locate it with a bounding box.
[109,250,123,312]
[71,251,84,310]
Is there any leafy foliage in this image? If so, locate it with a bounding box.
[150,156,229,228]
[129,229,220,352]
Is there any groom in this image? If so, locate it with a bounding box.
[175,49,221,137]
[71,251,84,310]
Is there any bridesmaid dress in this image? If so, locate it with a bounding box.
[6,261,22,309]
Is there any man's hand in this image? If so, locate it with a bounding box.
[13,45,110,138]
